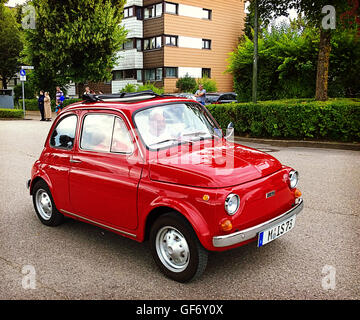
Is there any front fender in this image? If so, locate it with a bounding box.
[142,196,214,251]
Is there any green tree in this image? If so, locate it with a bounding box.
[0,3,23,89]
[245,0,355,101]
[23,0,127,94]
[228,18,360,100]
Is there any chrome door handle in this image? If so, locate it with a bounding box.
[70,158,82,163]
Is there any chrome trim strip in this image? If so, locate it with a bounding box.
[60,209,137,238]
[212,198,303,248]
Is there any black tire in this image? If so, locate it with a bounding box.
[32,180,64,227]
[150,212,208,283]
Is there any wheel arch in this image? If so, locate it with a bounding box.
[142,202,212,250]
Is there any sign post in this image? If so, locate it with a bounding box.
[20,69,26,118]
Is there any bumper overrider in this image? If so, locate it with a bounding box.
[212,198,304,248]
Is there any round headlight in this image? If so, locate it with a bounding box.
[289,170,299,189]
[225,193,240,215]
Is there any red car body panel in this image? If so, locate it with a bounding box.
[30,97,300,252]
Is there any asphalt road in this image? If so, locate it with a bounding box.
[0,116,359,300]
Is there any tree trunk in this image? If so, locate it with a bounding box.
[1,76,8,89]
[315,29,331,101]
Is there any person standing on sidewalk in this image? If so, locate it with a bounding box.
[55,86,63,104]
[37,90,45,121]
[195,84,206,106]
[44,92,52,121]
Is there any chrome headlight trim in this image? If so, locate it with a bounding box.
[225,193,240,216]
[289,170,299,189]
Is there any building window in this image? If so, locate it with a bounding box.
[144,3,163,19]
[136,39,142,51]
[165,67,178,78]
[112,70,137,81]
[144,36,162,50]
[123,7,134,18]
[165,35,178,46]
[156,68,163,81]
[137,70,143,82]
[122,39,134,50]
[202,68,211,78]
[202,39,211,50]
[202,8,212,20]
[144,68,163,81]
[165,2,178,14]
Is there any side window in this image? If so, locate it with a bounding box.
[111,117,134,154]
[50,115,77,149]
[81,114,114,152]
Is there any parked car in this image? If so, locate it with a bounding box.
[27,91,303,282]
[205,92,238,105]
[169,92,196,101]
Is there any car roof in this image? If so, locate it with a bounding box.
[64,93,194,115]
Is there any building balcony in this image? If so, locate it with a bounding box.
[125,0,143,7]
[121,17,143,38]
[114,49,143,70]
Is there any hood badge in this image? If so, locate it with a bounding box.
[266,190,276,199]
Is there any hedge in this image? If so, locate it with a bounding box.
[0,108,23,119]
[207,98,360,142]
[15,98,82,111]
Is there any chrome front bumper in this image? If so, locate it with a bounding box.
[212,198,304,248]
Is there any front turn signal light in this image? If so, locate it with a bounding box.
[295,189,302,198]
[220,219,233,232]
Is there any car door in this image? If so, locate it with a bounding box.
[68,110,143,230]
[43,113,78,211]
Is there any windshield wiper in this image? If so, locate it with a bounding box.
[149,138,194,148]
[148,138,179,148]
[181,131,209,137]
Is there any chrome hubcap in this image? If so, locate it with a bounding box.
[156,226,190,273]
[35,189,52,220]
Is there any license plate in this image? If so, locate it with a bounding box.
[258,215,296,247]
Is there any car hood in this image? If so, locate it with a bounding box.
[149,139,282,188]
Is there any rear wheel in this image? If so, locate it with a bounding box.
[32,180,64,226]
[150,212,208,283]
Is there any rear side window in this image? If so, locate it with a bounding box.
[81,114,114,152]
[80,114,133,154]
[50,115,77,149]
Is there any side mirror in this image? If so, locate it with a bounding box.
[225,122,234,139]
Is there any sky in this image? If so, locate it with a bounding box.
[6,0,26,6]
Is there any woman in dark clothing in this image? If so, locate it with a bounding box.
[38,90,45,121]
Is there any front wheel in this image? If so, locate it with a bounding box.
[150,213,208,283]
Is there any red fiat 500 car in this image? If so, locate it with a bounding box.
[27,91,303,282]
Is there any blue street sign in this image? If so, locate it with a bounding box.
[20,69,26,76]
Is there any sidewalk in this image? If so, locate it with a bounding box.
[25,110,57,120]
[234,136,360,151]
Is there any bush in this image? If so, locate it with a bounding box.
[176,74,197,92]
[196,77,218,93]
[0,108,23,118]
[15,98,82,111]
[120,82,164,95]
[207,98,360,142]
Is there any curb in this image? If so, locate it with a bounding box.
[234,136,360,151]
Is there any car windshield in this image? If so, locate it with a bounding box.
[134,103,221,149]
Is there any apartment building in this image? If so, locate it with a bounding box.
[112,0,245,94]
